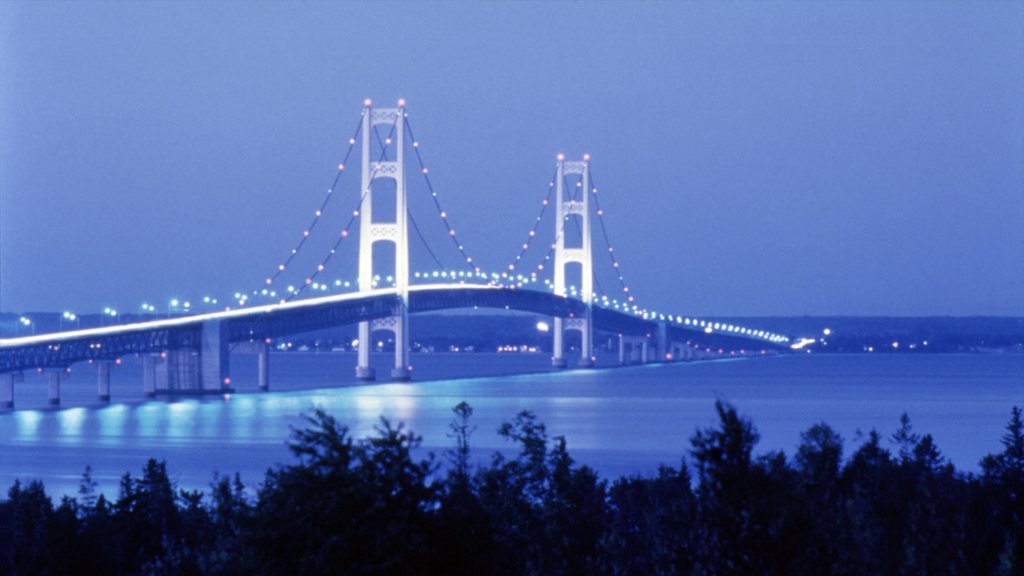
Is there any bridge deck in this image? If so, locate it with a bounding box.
[0,285,782,373]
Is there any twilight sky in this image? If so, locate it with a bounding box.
[1,1,1022,317]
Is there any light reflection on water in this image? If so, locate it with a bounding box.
[57,408,88,443]
[12,410,42,440]
[97,404,128,446]
[0,354,1021,498]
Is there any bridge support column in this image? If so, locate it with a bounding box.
[578,318,594,368]
[390,308,411,382]
[1,372,21,409]
[551,317,567,369]
[356,322,376,381]
[143,355,158,397]
[356,101,412,383]
[46,370,63,406]
[625,338,637,363]
[550,154,594,369]
[156,350,200,392]
[562,317,593,368]
[258,343,270,391]
[656,321,669,362]
[618,334,625,365]
[200,319,231,393]
[641,340,649,364]
[97,361,112,402]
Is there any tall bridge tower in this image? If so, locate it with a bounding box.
[356,100,411,381]
[551,154,594,368]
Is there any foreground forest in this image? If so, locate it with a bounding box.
[1,402,1021,575]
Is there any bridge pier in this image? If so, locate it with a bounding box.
[258,343,270,391]
[551,317,567,369]
[618,334,625,365]
[575,317,594,368]
[356,321,376,381]
[1,372,22,409]
[622,336,646,364]
[143,354,158,397]
[155,350,201,392]
[200,319,231,392]
[97,361,112,402]
[656,321,669,362]
[389,308,411,381]
[46,370,63,406]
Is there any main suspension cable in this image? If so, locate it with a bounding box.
[285,116,400,300]
[260,114,364,291]
[404,117,481,274]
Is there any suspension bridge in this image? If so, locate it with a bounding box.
[0,100,790,409]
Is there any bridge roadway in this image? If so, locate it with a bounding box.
[0,284,780,408]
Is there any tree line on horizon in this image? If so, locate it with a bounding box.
[1,402,1021,575]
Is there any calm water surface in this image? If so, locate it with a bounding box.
[1,353,1021,497]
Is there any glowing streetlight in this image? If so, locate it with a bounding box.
[61,311,79,330]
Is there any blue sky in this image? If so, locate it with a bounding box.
[1,1,1022,316]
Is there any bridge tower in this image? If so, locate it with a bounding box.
[356,100,411,381]
[551,154,594,368]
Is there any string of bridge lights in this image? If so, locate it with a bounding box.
[404,115,482,276]
[499,157,638,309]
[506,169,557,274]
[283,110,400,302]
[505,170,581,286]
[261,114,364,290]
[588,173,635,305]
[262,100,489,303]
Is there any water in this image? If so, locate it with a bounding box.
[1,353,1021,498]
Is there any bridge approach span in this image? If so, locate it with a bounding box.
[0,285,659,373]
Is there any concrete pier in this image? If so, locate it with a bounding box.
[200,319,231,392]
[1,372,22,409]
[656,321,669,362]
[258,343,269,391]
[356,321,376,381]
[143,355,158,397]
[46,371,63,406]
[156,350,200,392]
[97,361,112,402]
[390,308,411,382]
[552,317,567,368]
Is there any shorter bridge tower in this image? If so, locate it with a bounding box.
[356,100,411,381]
[551,154,594,368]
